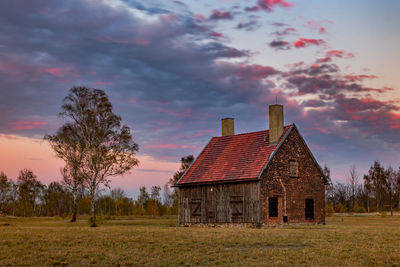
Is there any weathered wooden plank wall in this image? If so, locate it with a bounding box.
[178,181,260,224]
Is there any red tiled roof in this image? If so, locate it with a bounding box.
[177,125,292,185]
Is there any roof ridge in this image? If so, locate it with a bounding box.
[211,124,293,139]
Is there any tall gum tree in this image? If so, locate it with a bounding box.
[47,87,139,226]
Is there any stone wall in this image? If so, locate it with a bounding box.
[260,127,326,224]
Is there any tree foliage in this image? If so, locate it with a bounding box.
[45,122,85,222]
[46,86,139,226]
[164,155,194,214]
[17,169,44,216]
[0,172,10,214]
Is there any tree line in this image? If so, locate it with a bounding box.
[1,158,399,218]
[0,152,194,219]
[0,169,179,217]
[324,162,400,215]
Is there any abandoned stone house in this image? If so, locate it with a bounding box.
[175,104,327,225]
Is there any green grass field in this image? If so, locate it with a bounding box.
[0,215,399,266]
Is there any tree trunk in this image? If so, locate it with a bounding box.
[398,196,400,212]
[367,196,370,213]
[70,191,78,222]
[90,188,96,227]
[390,194,393,216]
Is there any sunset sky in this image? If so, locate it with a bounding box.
[0,0,399,197]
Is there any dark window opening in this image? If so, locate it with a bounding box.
[290,161,298,177]
[269,197,278,217]
[190,198,201,217]
[283,216,288,223]
[305,198,314,220]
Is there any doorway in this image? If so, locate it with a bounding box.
[305,198,314,219]
[269,197,278,217]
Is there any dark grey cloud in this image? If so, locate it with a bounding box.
[0,0,279,161]
[281,61,400,161]
[236,20,260,31]
[209,9,233,20]
[269,40,291,50]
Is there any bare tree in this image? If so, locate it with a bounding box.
[59,87,139,226]
[322,165,334,203]
[163,183,173,208]
[347,165,359,211]
[111,188,125,215]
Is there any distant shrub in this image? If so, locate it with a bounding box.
[335,203,347,213]
[325,203,335,216]
[103,215,116,220]
[379,211,387,218]
[88,215,106,226]
[353,202,366,213]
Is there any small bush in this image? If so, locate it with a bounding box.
[335,203,347,213]
[325,203,335,216]
[379,211,387,218]
[353,202,366,213]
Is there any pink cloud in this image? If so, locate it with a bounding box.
[93,81,112,86]
[160,14,177,24]
[327,50,354,59]
[304,21,327,34]
[309,143,327,151]
[0,134,19,140]
[209,10,232,20]
[244,6,259,12]
[194,14,206,21]
[258,0,294,12]
[344,74,378,82]
[294,38,324,48]
[10,120,48,131]
[316,57,331,63]
[210,32,224,38]
[44,68,64,77]
[314,127,331,135]
[157,107,191,118]
[145,143,198,150]
[235,63,279,80]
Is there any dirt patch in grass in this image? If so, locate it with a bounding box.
[225,243,307,251]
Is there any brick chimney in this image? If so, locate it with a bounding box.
[269,104,284,144]
[221,118,234,136]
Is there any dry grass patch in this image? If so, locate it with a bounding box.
[0,215,399,266]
